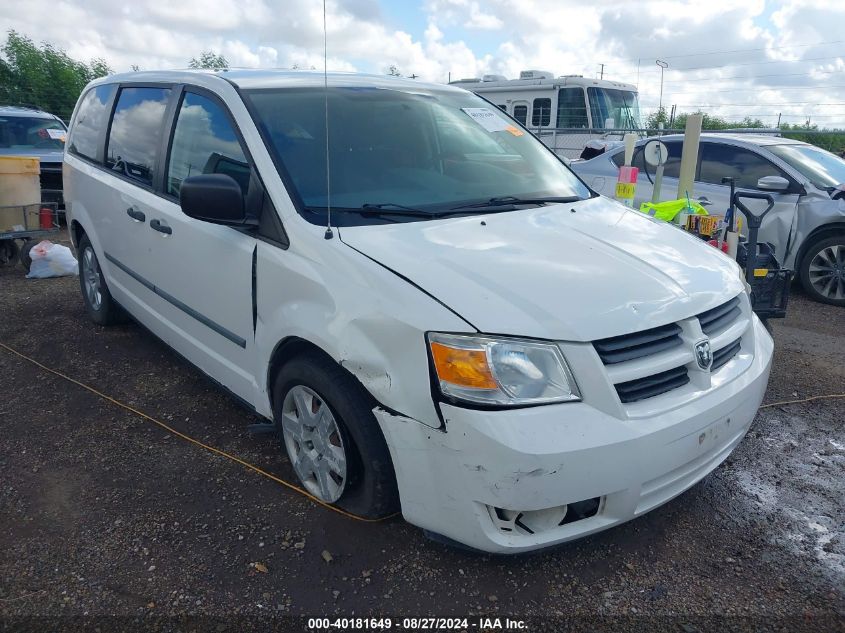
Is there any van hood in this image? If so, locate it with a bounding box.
[339,196,744,341]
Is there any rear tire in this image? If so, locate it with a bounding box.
[0,239,19,266]
[78,234,123,325]
[19,239,35,273]
[799,235,845,306]
[272,351,399,519]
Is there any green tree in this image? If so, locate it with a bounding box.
[0,30,112,121]
[189,51,228,70]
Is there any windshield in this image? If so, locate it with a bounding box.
[768,143,845,190]
[587,88,640,130]
[244,86,591,223]
[0,115,66,150]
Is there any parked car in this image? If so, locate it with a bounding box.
[571,134,845,306]
[64,70,773,553]
[0,105,66,208]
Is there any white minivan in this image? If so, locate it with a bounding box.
[64,70,773,553]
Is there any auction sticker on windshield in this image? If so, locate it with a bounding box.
[46,129,67,142]
[461,107,524,136]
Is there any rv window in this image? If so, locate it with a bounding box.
[557,88,588,128]
[532,98,551,127]
[513,105,528,125]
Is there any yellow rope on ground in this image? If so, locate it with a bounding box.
[759,393,845,409]
[0,341,397,523]
[4,340,844,520]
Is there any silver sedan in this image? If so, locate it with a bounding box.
[570,133,845,306]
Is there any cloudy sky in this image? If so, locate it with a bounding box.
[2,0,844,127]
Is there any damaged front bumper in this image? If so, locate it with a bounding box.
[375,319,773,553]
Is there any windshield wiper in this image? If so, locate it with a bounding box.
[360,203,435,217]
[449,195,583,211]
[304,203,435,220]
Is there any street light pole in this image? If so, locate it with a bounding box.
[656,59,668,120]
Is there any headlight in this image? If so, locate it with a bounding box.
[427,332,580,406]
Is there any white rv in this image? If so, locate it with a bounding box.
[450,70,642,158]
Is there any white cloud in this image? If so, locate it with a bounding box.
[0,0,843,126]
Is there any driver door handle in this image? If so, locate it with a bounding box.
[149,219,172,235]
[126,207,146,222]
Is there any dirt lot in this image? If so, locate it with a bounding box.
[1,233,843,632]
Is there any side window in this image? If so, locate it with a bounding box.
[513,105,528,125]
[557,88,588,128]
[167,92,251,197]
[611,141,682,177]
[106,87,171,186]
[68,84,115,161]
[612,149,646,172]
[532,98,551,127]
[699,143,788,189]
[496,104,507,111]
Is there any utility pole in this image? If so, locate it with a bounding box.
[777,112,782,128]
[599,63,605,80]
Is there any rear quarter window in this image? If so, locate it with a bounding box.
[68,84,116,161]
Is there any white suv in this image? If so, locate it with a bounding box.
[64,70,773,553]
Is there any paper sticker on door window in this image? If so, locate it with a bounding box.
[461,108,511,133]
[46,129,67,141]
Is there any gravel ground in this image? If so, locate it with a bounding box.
[0,233,843,633]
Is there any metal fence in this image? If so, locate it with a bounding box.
[526,127,845,159]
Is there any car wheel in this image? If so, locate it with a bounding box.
[78,234,123,325]
[18,239,36,273]
[799,235,845,306]
[272,351,399,518]
[0,239,19,266]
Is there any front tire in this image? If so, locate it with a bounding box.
[799,235,845,306]
[272,352,399,518]
[78,234,123,325]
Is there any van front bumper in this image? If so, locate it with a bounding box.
[375,318,773,553]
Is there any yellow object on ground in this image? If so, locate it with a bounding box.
[639,198,708,223]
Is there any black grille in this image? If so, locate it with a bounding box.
[698,296,741,336]
[615,366,690,403]
[39,164,63,192]
[594,323,683,365]
[712,338,741,371]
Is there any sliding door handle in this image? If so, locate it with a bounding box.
[126,207,146,222]
[149,219,172,235]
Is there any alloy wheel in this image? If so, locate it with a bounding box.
[82,247,102,310]
[808,243,845,302]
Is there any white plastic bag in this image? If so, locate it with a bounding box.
[26,240,78,279]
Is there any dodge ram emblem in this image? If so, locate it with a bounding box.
[694,340,713,370]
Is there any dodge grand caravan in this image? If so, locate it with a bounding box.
[64,70,773,553]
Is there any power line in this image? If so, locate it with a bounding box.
[661,68,842,85]
[624,38,845,64]
[642,84,845,95]
[637,54,844,75]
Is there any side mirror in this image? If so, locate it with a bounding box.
[757,175,790,192]
[179,174,247,225]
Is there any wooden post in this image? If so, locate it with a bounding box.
[677,113,702,200]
